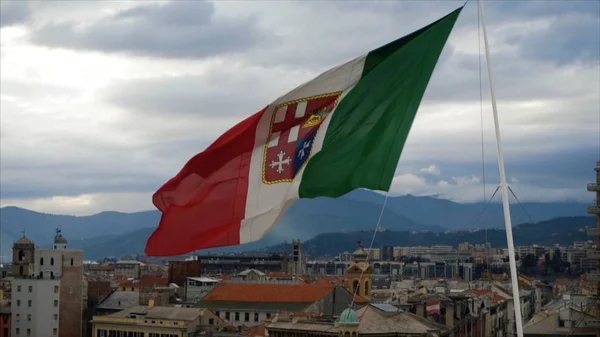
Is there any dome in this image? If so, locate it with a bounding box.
[54,234,68,244]
[339,308,359,325]
[15,236,33,245]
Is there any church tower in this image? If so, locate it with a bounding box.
[12,234,35,277]
[346,242,373,300]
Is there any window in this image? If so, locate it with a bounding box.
[17,285,21,292]
[209,318,214,325]
[26,329,31,336]
[70,258,74,266]
[54,285,59,293]
[53,314,58,320]
[254,312,259,322]
[54,300,58,307]
[225,312,230,320]
[28,300,32,307]
[50,257,54,266]
[27,314,31,321]
[16,299,20,306]
[244,312,250,322]
[16,313,20,321]
[122,287,126,291]
[15,328,19,335]
[215,311,220,317]
[40,257,44,265]
[50,272,54,278]
[19,266,23,275]
[28,285,32,292]
[234,312,239,321]
[53,328,57,336]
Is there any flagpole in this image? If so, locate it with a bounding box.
[478,0,524,337]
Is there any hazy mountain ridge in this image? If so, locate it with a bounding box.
[264,216,596,256]
[0,189,588,259]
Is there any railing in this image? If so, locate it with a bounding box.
[587,183,600,192]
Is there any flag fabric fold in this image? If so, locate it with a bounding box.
[145,7,463,256]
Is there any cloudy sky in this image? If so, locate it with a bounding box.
[0,0,598,215]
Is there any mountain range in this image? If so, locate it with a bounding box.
[264,216,595,257]
[0,189,589,259]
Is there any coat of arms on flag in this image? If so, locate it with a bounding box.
[262,92,342,184]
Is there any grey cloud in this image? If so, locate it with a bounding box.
[511,14,599,64]
[104,72,276,117]
[394,146,596,202]
[29,1,268,58]
[492,0,600,19]
[0,1,29,27]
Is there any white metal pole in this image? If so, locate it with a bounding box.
[477,0,524,337]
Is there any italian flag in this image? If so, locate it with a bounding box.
[146,7,462,256]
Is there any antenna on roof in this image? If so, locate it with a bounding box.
[21,228,26,237]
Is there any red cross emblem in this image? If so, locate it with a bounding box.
[262,92,342,184]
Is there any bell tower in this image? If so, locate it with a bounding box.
[12,233,35,277]
[346,242,373,300]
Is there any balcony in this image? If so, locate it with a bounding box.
[587,206,600,215]
[588,183,600,192]
[587,227,600,237]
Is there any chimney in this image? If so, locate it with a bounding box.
[148,299,155,308]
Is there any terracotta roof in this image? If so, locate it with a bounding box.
[203,283,333,303]
[353,294,369,303]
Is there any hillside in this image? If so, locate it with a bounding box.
[265,216,596,256]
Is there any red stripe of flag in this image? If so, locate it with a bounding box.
[145,107,267,256]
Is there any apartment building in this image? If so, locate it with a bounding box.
[10,231,83,337]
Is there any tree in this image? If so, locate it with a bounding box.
[519,254,537,274]
[551,248,564,273]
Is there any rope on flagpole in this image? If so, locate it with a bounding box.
[349,193,389,311]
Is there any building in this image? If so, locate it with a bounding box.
[168,260,202,287]
[266,303,451,337]
[585,160,600,337]
[197,282,366,326]
[381,246,393,261]
[346,245,373,301]
[115,260,141,279]
[193,254,286,275]
[91,302,214,337]
[523,303,599,336]
[185,277,221,302]
[10,231,84,337]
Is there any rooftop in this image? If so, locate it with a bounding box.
[96,291,139,310]
[100,305,202,323]
[203,283,333,303]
